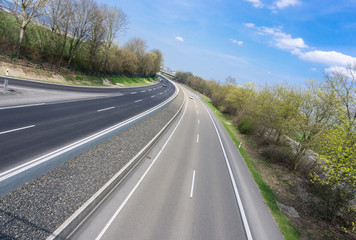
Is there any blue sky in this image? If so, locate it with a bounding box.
[97,0,356,86]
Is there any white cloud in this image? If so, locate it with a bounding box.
[247,24,356,72]
[299,50,356,66]
[231,39,244,46]
[274,0,301,9]
[245,23,255,28]
[258,26,308,52]
[175,36,184,42]
[244,0,264,8]
[325,66,356,78]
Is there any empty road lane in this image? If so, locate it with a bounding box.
[71,86,283,240]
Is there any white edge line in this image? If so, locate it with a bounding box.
[199,97,253,240]
[95,93,188,240]
[97,106,115,112]
[0,103,46,110]
[190,170,196,198]
[0,84,179,180]
[0,125,35,135]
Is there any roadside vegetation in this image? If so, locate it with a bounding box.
[0,0,163,83]
[175,69,355,239]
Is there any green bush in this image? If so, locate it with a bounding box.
[238,116,255,134]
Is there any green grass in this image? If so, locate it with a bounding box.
[202,97,300,240]
[109,76,157,86]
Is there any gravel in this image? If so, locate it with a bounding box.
[0,88,184,240]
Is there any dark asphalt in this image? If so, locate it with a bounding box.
[0,78,175,173]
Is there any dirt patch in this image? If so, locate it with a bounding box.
[0,61,68,84]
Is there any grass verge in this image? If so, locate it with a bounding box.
[109,76,157,86]
[202,97,300,240]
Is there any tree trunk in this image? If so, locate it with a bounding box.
[16,25,26,55]
[58,27,68,66]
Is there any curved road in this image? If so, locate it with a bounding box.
[0,77,175,173]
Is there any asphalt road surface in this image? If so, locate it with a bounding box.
[71,86,283,240]
[0,78,175,173]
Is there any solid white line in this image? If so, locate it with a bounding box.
[190,170,196,198]
[199,97,253,240]
[95,95,188,240]
[0,86,179,181]
[0,125,35,135]
[0,103,45,110]
[134,99,142,103]
[97,107,115,112]
[197,134,199,143]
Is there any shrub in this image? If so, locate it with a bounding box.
[238,116,256,134]
[261,145,295,167]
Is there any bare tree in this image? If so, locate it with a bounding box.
[101,4,128,70]
[6,0,47,55]
[67,0,95,66]
[42,0,70,59]
[87,3,106,70]
[124,37,147,58]
[225,75,237,85]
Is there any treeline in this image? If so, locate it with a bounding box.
[0,0,162,76]
[177,67,355,232]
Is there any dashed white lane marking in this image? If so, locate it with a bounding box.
[198,119,200,125]
[141,90,146,93]
[97,107,115,112]
[130,92,137,94]
[151,95,156,98]
[0,125,35,135]
[197,134,199,143]
[190,170,196,198]
[134,99,142,103]
[94,95,188,240]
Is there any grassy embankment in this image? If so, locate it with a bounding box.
[0,60,157,87]
[201,97,300,240]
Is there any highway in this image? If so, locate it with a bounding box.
[71,86,283,240]
[0,77,175,174]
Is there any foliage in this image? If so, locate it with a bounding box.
[179,65,356,234]
[202,98,300,240]
[0,1,161,77]
[238,116,255,134]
